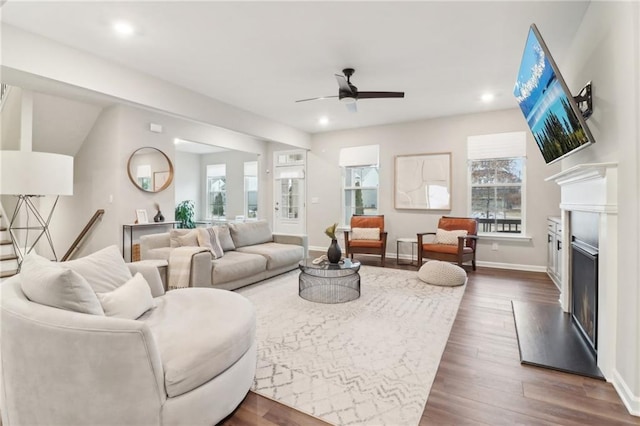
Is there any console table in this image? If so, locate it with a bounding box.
[298,258,361,304]
[122,221,179,262]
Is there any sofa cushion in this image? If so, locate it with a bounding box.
[214,225,236,252]
[96,273,156,319]
[20,253,105,315]
[349,240,384,248]
[237,243,304,270]
[170,229,198,248]
[421,243,473,255]
[211,251,266,285]
[62,245,132,293]
[143,247,172,261]
[229,221,273,248]
[140,288,256,397]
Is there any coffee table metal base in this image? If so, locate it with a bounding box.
[299,272,360,304]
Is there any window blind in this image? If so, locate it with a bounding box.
[206,164,226,177]
[467,132,526,160]
[339,145,379,167]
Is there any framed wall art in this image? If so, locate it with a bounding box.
[135,209,149,224]
[394,152,452,210]
[153,171,170,191]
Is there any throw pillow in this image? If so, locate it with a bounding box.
[96,273,155,319]
[229,220,273,248]
[196,227,224,259]
[434,228,468,245]
[214,225,236,252]
[62,245,133,293]
[351,227,380,240]
[169,229,198,248]
[20,253,105,315]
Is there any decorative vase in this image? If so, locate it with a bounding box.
[327,239,342,264]
[154,210,165,223]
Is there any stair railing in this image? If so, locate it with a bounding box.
[61,209,105,261]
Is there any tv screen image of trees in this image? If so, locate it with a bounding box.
[514,27,591,164]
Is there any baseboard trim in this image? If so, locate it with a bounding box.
[612,369,640,416]
[476,261,546,273]
[308,247,546,272]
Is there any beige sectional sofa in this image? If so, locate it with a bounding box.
[140,220,307,290]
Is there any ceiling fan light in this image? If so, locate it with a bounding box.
[340,96,356,104]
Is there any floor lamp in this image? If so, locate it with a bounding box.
[0,150,73,267]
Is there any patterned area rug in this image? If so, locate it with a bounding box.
[237,265,466,426]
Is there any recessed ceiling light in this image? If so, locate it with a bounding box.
[318,116,329,126]
[113,21,135,36]
[481,92,495,103]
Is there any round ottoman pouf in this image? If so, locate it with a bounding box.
[418,261,467,286]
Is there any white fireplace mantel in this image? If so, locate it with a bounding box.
[546,162,618,382]
[545,162,618,186]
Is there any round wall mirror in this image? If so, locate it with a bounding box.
[127,147,174,193]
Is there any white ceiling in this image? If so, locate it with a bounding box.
[1,1,590,135]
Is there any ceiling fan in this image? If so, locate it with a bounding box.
[295,68,405,112]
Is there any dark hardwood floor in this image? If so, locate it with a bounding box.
[221,254,639,426]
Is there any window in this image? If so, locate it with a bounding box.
[136,165,151,191]
[344,166,379,224]
[468,132,526,235]
[206,164,226,219]
[339,145,379,225]
[244,161,258,219]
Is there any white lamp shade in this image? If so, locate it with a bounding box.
[0,151,74,196]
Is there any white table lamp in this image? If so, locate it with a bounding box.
[0,150,74,265]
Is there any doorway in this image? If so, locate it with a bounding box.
[273,150,306,234]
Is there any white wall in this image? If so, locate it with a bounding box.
[58,105,122,258]
[308,108,561,269]
[175,151,201,215]
[54,103,272,258]
[560,1,640,411]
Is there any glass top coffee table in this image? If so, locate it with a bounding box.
[298,258,361,303]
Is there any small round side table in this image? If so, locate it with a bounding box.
[298,258,361,303]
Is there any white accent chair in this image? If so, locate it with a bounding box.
[0,251,256,426]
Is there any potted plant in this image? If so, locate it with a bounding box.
[175,200,195,229]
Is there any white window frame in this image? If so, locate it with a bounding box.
[342,165,380,226]
[206,164,226,220]
[244,161,258,219]
[467,132,528,239]
[339,145,380,227]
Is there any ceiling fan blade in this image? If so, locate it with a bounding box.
[295,95,338,103]
[345,102,357,113]
[335,74,353,94]
[357,91,405,99]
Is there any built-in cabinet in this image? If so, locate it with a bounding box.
[547,217,562,289]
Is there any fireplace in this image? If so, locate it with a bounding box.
[571,239,598,352]
[545,162,617,380]
[570,210,599,353]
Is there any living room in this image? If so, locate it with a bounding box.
[1,1,639,425]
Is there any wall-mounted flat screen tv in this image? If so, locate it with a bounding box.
[514,24,595,164]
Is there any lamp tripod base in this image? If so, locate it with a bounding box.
[9,195,60,270]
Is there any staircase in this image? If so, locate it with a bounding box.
[0,214,19,279]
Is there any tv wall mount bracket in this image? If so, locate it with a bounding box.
[574,81,593,120]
